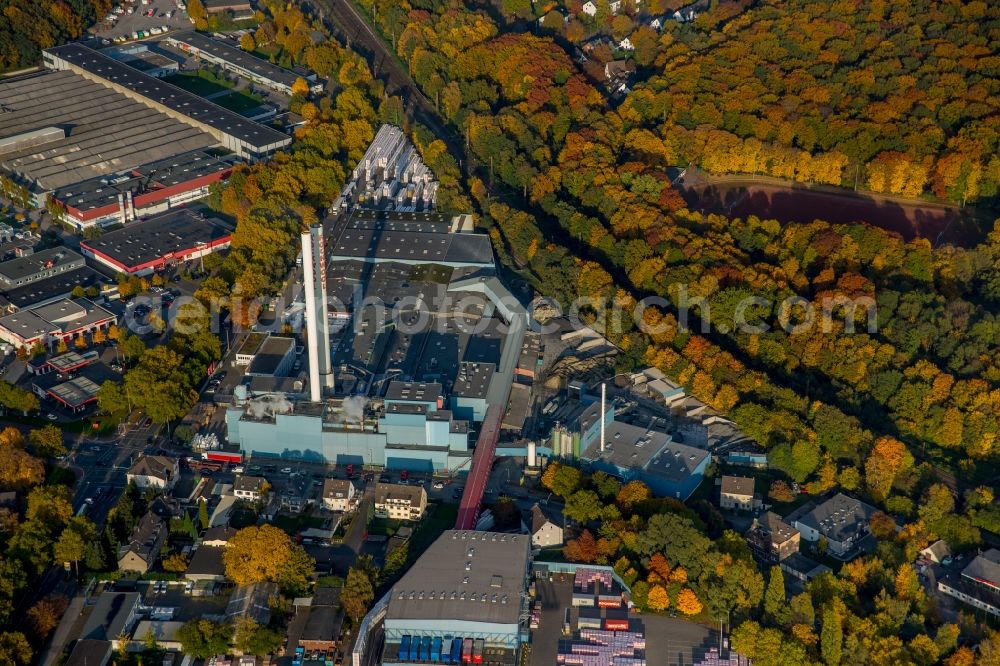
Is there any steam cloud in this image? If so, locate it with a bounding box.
[247,395,294,419]
[342,395,367,423]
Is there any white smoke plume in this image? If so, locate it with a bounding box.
[342,395,368,423]
[247,395,294,419]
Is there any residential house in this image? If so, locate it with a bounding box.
[582,0,597,16]
[618,36,634,51]
[609,0,622,12]
[322,478,357,512]
[296,587,345,656]
[938,549,1000,617]
[67,639,112,666]
[530,503,563,549]
[780,552,832,584]
[281,474,314,513]
[649,15,667,30]
[786,493,878,558]
[374,483,427,521]
[225,582,278,625]
[117,511,167,573]
[604,59,635,85]
[185,546,227,583]
[127,621,184,652]
[719,475,755,510]
[921,539,951,565]
[80,592,141,641]
[232,475,267,502]
[746,512,800,563]
[201,525,236,547]
[126,455,179,491]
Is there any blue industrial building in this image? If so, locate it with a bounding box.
[382,530,531,666]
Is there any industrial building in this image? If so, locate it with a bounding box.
[0,297,116,351]
[382,530,532,666]
[0,68,216,192]
[105,43,180,78]
[165,31,322,95]
[0,266,107,314]
[327,210,493,268]
[79,209,232,276]
[48,150,232,230]
[43,44,291,160]
[338,124,438,211]
[225,129,526,472]
[549,388,711,500]
[0,248,86,289]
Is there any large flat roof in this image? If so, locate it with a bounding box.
[50,150,231,214]
[169,30,302,88]
[0,267,106,311]
[328,210,493,266]
[387,530,529,625]
[0,70,215,190]
[45,43,291,151]
[80,209,231,270]
[0,247,85,284]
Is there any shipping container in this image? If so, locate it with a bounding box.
[472,639,484,665]
[603,618,629,631]
[451,639,463,665]
[432,637,442,662]
[401,637,411,662]
[462,639,473,664]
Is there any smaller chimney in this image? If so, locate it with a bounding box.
[600,382,606,452]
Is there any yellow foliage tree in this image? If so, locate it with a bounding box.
[646,585,669,612]
[223,525,315,592]
[239,32,256,52]
[675,588,703,615]
[291,77,310,96]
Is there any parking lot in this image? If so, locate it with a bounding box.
[529,574,724,666]
[89,0,191,42]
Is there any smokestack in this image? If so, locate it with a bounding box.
[600,383,606,452]
[302,225,333,401]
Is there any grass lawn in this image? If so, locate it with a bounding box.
[213,91,264,113]
[408,502,458,560]
[165,71,233,97]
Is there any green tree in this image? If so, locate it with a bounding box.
[0,382,39,415]
[383,541,409,581]
[28,425,65,458]
[199,500,210,530]
[541,462,582,498]
[176,619,232,659]
[564,490,603,523]
[0,631,32,666]
[233,618,283,656]
[821,605,842,666]
[764,566,789,625]
[54,517,97,575]
[341,566,375,622]
[25,485,73,529]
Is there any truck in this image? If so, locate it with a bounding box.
[472,640,484,665]
[205,451,243,465]
[461,639,473,664]
[450,639,462,665]
[184,458,222,472]
[431,637,442,662]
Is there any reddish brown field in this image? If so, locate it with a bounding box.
[677,175,985,248]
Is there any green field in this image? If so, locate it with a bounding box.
[212,91,264,113]
[164,70,233,97]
